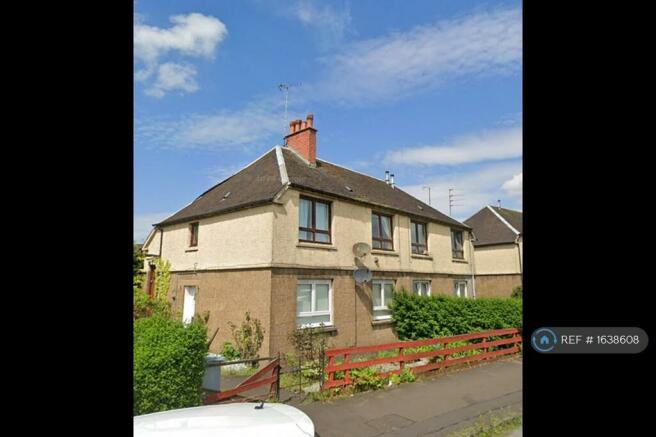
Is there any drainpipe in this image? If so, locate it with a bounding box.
[468,231,477,298]
[159,227,164,257]
[515,235,523,288]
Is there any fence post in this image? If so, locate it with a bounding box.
[275,353,280,402]
[344,354,351,385]
[320,344,325,389]
[399,347,405,372]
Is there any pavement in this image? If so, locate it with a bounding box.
[296,358,522,437]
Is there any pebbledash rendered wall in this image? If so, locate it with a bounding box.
[146,187,477,357]
[471,241,522,297]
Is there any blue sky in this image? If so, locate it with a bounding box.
[134,0,522,242]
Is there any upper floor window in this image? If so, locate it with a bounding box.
[189,222,199,247]
[413,280,431,297]
[297,280,332,327]
[411,221,428,254]
[299,197,331,244]
[451,229,464,259]
[372,212,393,250]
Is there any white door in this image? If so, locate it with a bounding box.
[182,286,197,325]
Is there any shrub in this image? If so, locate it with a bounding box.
[399,368,416,383]
[134,316,208,415]
[133,287,171,320]
[287,325,329,365]
[228,312,265,365]
[220,341,240,361]
[391,293,522,340]
[511,286,522,299]
[350,367,385,392]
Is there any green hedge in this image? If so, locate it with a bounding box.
[390,292,522,340]
[134,316,208,415]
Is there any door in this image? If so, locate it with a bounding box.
[182,286,197,324]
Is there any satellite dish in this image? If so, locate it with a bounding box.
[352,242,371,258]
[353,267,372,284]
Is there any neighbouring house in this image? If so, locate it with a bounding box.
[464,205,523,297]
[141,114,476,356]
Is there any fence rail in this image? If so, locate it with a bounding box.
[204,357,280,404]
[323,328,522,389]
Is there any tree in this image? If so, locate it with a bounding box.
[133,243,144,289]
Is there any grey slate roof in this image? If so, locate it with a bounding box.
[464,206,522,246]
[157,146,469,230]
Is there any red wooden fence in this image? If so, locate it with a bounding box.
[204,358,280,404]
[323,328,522,389]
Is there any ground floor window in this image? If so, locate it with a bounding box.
[182,285,197,325]
[413,280,431,297]
[297,280,332,327]
[372,279,395,320]
[454,280,469,298]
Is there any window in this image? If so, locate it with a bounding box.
[372,212,393,250]
[451,229,464,259]
[454,280,468,298]
[372,280,395,320]
[299,197,331,244]
[297,280,332,327]
[182,286,197,325]
[189,222,199,247]
[413,280,431,297]
[411,221,428,254]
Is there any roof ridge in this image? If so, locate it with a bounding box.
[486,205,520,235]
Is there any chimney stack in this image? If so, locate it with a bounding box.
[285,114,316,164]
[385,170,390,184]
[390,173,395,189]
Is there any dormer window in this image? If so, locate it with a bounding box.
[299,196,331,244]
[189,222,199,247]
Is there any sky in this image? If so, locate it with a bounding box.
[134,0,522,242]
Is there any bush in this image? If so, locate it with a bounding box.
[220,341,240,361]
[228,312,265,365]
[350,367,385,392]
[134,316,208,415]
[133,288,171,320]
[511,286,522,299]
[398,368,416,383]
[391,293,522,340]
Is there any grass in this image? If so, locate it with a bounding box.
[447,411,522,437]
[221,365,260,377]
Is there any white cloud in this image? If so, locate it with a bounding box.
[501,172,522,197]
[144,63,199,98]
[402,160,522,221]
[385,126,522,166]
[291,0,352,47]
[136,96,285,150]
[134,12,227,96]
[318,7,521,103]
[134,212,173,242]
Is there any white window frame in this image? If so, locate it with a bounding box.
[454,280,469,298]
[182,285,197,325]
[413,280,431,297]
[372,279,395,320]
[297,280,333,328]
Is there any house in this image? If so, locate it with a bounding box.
[464,205,523,297]
[141,114,476,356]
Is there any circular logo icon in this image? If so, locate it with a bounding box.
[531,328,558,353]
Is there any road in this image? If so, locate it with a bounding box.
[297,358,522,437]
